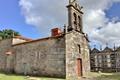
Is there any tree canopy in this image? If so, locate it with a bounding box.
[0,29,20,40]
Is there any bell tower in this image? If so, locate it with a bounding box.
[65,0,90,79]
[67,0,83,33]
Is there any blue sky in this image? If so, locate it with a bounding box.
[0,0,120,48]
[0,0,40,39]
[105,2,120,22]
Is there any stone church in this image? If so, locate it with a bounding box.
[0,0,90,79]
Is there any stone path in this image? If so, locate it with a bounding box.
[27,77,64,80]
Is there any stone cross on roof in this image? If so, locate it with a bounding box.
[69,0,76,3]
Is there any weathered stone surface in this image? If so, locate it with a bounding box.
[13,37,66,78]
[66,31,90,80]
[0,39,14,72]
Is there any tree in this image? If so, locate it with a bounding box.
[0,31,3,40]
[0,29,20,40]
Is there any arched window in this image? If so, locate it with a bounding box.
[73,13,77,30]
[78,16,82,32]
[74,13,77,24]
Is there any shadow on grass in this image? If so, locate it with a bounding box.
[94,73,120,80]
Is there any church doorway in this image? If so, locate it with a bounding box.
[77,58,83,77]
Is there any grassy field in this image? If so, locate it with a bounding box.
[0,73,65,80]
[88,72,120,80]
[0,72,120,80]
[0,73,25,80]
[98,73,120,80]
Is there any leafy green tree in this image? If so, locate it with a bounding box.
[0,31,3,40]
[0,29,20,40]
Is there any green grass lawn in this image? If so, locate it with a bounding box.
[96,73,120,80]
[88,72,120,80]
[0,73,25,80]
[0,72,120,80]
[0,73,65,80]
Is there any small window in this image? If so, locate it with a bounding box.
[78,16,81,26]
[78,44,81,54]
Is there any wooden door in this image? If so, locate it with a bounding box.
[77,58,83,76]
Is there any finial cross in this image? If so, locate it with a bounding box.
[69,0,76,3]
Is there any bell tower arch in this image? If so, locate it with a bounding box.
[67,0,83,33]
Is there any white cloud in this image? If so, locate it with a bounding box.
[91,22,120,44]
[80,0,120,47]
[19,0,67,33]
[19,0,120,47]
[83,9,108,33]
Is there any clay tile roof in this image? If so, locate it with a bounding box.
[13,36,33,41]
[12,35,63,46]
[91,48,100,53]
[102,47,113,52]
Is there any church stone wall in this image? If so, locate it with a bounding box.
[66,31,90,80]
[0,39,13,72]
[13,36,66,78]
